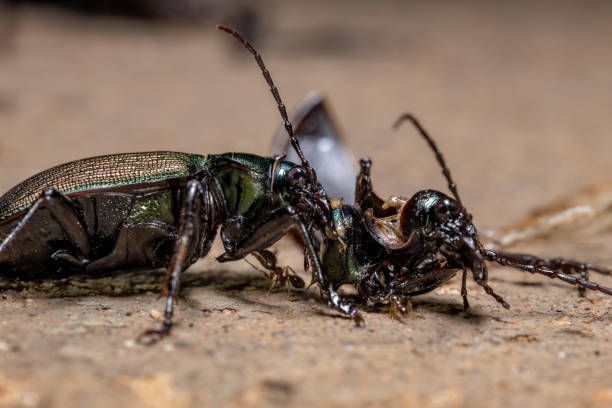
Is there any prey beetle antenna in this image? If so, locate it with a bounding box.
[217,25,316,184]
[393,113,462,206]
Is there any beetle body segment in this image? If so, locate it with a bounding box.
[0,152,209,221]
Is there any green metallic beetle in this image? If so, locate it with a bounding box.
[0,26,363,342]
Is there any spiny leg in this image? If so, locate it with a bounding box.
[482,249,612,296]
[137,180,206,344]
[516,254,609,296]
[218,205,363,325]
[470,266,510,309]
[287,207,364,326]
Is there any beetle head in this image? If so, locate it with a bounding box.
[400,189,486,277]
[273,162,334,235]
[218,25,334,236]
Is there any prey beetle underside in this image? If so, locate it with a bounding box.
[275,94,612,316]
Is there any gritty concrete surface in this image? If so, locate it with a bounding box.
[0,2,611,407]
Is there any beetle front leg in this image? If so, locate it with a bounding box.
[482,249,612,297]
[218,206,364,325]
[289,208,364,326]
[138,180,207,344]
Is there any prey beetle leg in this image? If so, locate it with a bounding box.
[216,205,363,325]
[471,270,510,309]
[286,207,363,326]
[482,249,612,296]
[292,210,364,326]
[138,180,210,345]
[355,157,396,218]
[0,188,91,271]
[461,269,470,312]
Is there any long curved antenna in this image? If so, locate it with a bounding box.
[392,113,462,206]
[217,25,316,184]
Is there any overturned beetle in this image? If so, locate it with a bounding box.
[0,26,364,342]
[271,94,612,315]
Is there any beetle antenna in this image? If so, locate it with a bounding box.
[217,25,316,184]
[393,113,462,206]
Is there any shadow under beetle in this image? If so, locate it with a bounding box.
[273,93,612,314]
[0,26,364,342]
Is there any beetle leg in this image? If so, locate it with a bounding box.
[355,158,396,217]
[482,249,612,297]
[461,268,470,312]
[0,188,91,274]
[137,179,206,344]
[218,206,363,325]
[471,271,510,309]
[286,207,363,326]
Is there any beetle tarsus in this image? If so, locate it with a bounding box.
[327,289,364,326]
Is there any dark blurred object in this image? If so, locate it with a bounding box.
[0,0,17,51]
[9,0,261,29]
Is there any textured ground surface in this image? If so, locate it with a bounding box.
[0,2,611,407]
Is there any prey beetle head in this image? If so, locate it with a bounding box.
[399,189,488,282]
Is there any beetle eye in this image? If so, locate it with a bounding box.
[434,198,459,220]
[288,166,307,188]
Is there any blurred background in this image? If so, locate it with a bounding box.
[1,0,611,231]
[1,3,612,407]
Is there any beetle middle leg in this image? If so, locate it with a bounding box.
[217,206,364,325]
[137,179,214,344]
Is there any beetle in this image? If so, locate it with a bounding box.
[0,26,364,343]
[271,95,612,314]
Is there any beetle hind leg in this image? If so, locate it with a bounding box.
[0,188,91,278]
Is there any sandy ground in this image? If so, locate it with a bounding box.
[0,2,611,407]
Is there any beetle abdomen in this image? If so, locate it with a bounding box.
[0,152,207,221]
